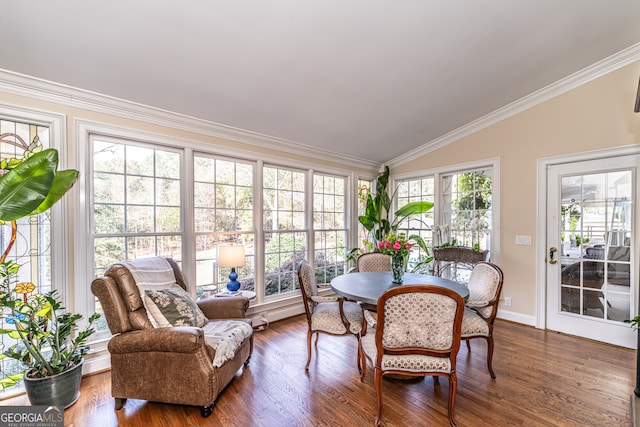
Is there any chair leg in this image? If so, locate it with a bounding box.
[374,368,383,426]
[201,402,214,418]
[114,398,127,410]
[357,338,362,375]
[466,339,471,352]
[448,372,458,427]
[486,334,496,379]
[358,342,367,381]
[305,330,313,370]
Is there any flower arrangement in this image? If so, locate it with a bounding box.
[377,232,413,258]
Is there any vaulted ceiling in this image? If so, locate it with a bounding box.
[3,1,640,164]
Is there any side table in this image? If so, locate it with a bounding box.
[214,290,257,301]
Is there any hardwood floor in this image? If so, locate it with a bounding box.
[1,316,635,426]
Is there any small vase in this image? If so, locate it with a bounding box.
[391,255,405,284]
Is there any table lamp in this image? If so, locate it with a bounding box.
[218,245,246,292]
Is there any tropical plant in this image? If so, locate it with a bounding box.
[0,133,98,389]
[348,166,434,269]
[357,166,433,246]
[0,265,100,387]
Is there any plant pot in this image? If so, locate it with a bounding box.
[24,359,83,408]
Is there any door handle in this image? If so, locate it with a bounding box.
[549,247,558,264]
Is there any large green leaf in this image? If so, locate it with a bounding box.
[391,201,434,231]
[32,169,79,215]
[394,201,434,219]
[0,150,57,221]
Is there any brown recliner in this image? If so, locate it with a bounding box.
[91,258,253,417]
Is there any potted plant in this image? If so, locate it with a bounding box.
[348,166,434,269]
[0,134,98,407]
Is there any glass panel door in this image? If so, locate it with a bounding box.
[546,156,638,348]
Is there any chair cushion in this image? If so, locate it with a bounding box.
[202,320,253,367]
[461,307,489,337]
[311,301,363,334]
[343,301,364,334]
[466,263,500,307]
[144,284,208,328]
[360,331,451,373]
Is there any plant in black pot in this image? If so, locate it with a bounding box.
[0,135,99,407]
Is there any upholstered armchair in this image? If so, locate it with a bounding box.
[91,257,253,417]
[460,261,504,378]
[358,285,465,426]
[297,261,363,370]
[356,252,391,272]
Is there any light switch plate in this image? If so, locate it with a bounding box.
[515,235,531,245]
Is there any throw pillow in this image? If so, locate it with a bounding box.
[144,284,208,328]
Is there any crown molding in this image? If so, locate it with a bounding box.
[0,69,381,172]
[388,43,640,169]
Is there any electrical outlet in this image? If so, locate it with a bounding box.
[504,297,512,307]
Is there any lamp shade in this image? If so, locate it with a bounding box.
[218,245,246,268]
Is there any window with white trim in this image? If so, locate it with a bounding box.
[193,154,254,296]
[313,173,347,283]
[91,136,183,331]
[441,169,492,250]
[394,166,494,278]
[262,165,307,296]
[396,176,435,272]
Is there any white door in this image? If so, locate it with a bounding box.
[546,155,639,348]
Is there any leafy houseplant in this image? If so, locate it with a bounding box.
[0,133,98,405]
[348,166,434,270]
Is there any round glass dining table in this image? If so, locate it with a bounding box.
[330,271,469,306]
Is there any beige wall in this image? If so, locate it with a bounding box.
[393,61,640,318]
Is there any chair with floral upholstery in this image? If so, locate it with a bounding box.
[356,252,391,272]
[460,261,504,378]
[297,261,364,370]
[358,285,465,426]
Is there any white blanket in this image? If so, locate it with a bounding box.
[202,320,253,368]
[121,257,177,327]
[121,257,176,290]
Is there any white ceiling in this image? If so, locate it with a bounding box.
[3,1,640,164]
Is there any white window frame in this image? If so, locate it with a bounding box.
[311,170,348,283]
[75,120,360,374]
[391,157,501,267]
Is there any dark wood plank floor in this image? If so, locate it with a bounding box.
[1,315,635,426]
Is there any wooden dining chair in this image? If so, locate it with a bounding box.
[460,261,504,378]
[297,261,363,370]
[358,285,465,426]
[356,252,391,272]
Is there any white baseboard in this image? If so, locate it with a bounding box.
[247,302,305,327]
[497,308,536,326]
[83,352,112,376]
